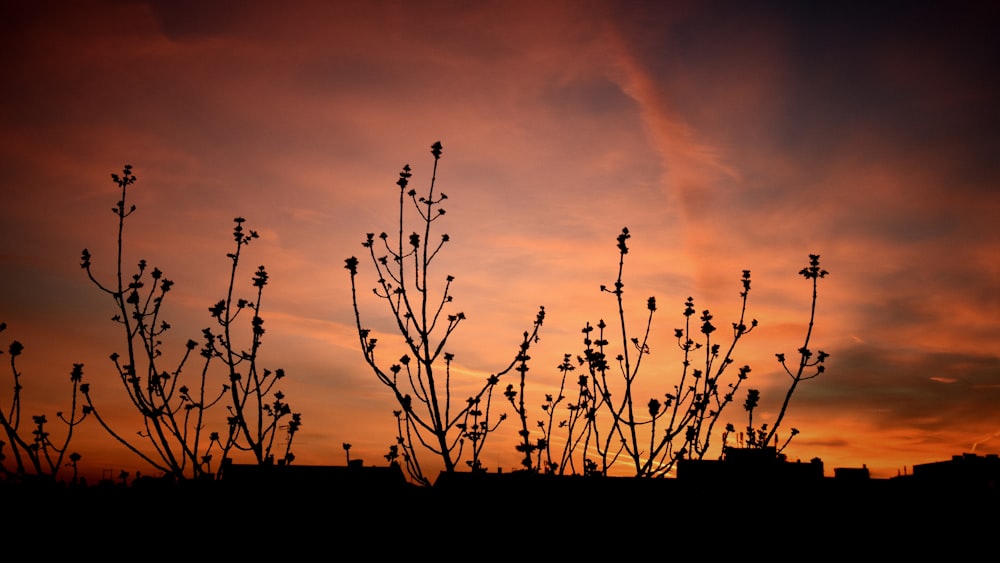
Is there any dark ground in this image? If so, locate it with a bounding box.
[2,471,995,558]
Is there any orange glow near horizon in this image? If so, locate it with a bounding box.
[1,1,999,484]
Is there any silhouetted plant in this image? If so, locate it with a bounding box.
[529,354,595,474]
[79,165,300,479]
[205,218,302,467]
[0,322,87,483]
[67,451,82,483]
[729,254,829,454]
[346,142,545,486]
[504,348,544,471]
[506,228,756,477]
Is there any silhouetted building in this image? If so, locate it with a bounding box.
[911,453,999,491]
[676,446,824,483]
[833,465,870,481]
[220,458,410,497]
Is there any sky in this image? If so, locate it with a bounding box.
[1,0,999,482]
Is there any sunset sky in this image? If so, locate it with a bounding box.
[2,0,998,482]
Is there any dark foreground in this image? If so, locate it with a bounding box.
[2,469,996,558]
